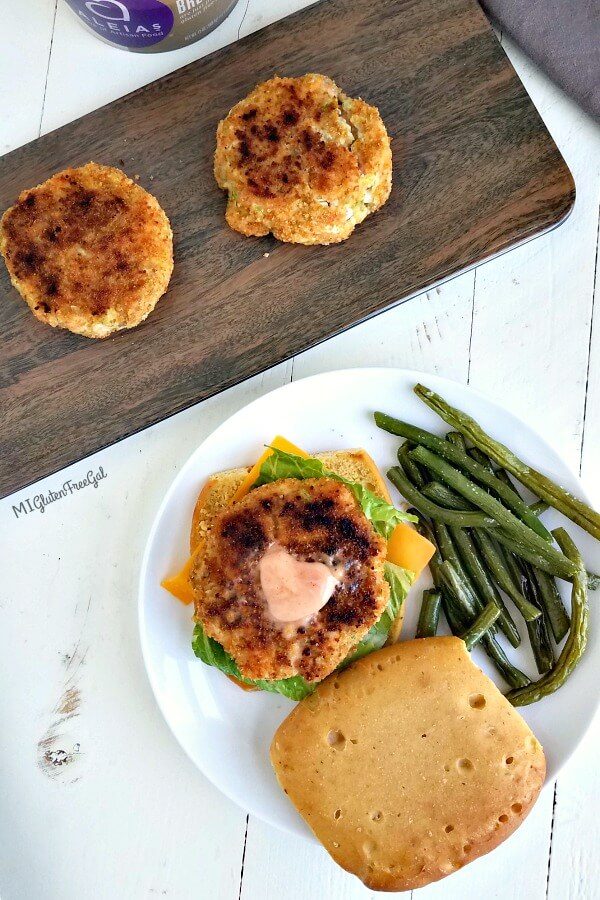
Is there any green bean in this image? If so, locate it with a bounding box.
[415,515,530,689]
[500,546,554,672]
[488,470,572,636]
[423,516,518,649]
[416,589,442,639]
[410,446,577,581]
[410,511,441,561]
[462,602,502,650]
[508,529,589,705]
[493,468,550,520]
[534,568,570,643]
[493,531,575,580]
[472,531,540,622]
[520,563,555,674]
[483,634,531,689]
[424,481,546,521]
[502,544,527,595]
[397,442,426,489]
[450,526,520,647]
[422,481,473,511]
[497,548,552,671]
[436,561,530,689]
[374,411,552,540]
[412,514,472,620]
[446,431,467,449]
[421,484,548,636]
[468,446,495,473]
[440,590,465,634]
[527,619,554,675]
[387,466,496,528]
[433,524,483,611]
[437,560,483,621]
[413,383,600,541]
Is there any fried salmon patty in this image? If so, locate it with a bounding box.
[191,478,389,682]
[0,162,173,338]
[214,74,392,245]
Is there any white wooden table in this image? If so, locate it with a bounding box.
[1,2,599,898]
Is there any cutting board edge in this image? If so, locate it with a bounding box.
[0,194,574,502]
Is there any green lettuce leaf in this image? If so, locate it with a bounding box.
[344,562,414,664]
[192,624,315,700]
[254,447,416,538]
[192,448,416,699]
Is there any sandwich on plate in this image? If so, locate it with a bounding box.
[162,437,435,699]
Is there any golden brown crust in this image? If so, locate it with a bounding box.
[0,162,173,338]
[271,638,546,891]
[191,477,389,682]
[214,74,392,245]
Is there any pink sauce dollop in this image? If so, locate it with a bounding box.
[259,543,340,624]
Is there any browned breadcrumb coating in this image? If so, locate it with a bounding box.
[191,478,389,682]
[0,162,173,338]
[214,74,392,245]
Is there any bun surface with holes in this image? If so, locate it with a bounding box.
[270,636,546,891]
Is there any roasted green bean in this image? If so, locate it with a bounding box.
[411,513,531,688]
[375,411,552,540]
[472,531,540,622]
[494,467,569,641]
[423,480,545,518]
[416,589,442,638]
[410,446,577,580]
[494,531,576,580]
[413,383,600,541]
[387,466,496,528]
[462,602,501,650]
[520,562,555,675]
[446,431,467,449]
[450,526,520,646]
[432,523,485,612]
[534,568,570,643]
[436,560,530,689]
[422,481,472,511]
[468,446,495,473]
[397,441,426,489]
[508,529,589,705]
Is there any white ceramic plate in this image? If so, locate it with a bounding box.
[139,368,599,839]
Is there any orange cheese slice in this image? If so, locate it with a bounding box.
[386,522,435,579]
[161,543,204,605]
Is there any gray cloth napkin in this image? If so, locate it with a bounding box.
[480,0,600,119]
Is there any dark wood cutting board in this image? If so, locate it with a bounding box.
[0,0,574,499]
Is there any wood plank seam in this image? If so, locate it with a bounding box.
[545,783,559,899]
[238,814,250,900]
[38,0,58,139]
[236,0,252,40]
[467,268,477,384]
[578,205,600,474]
